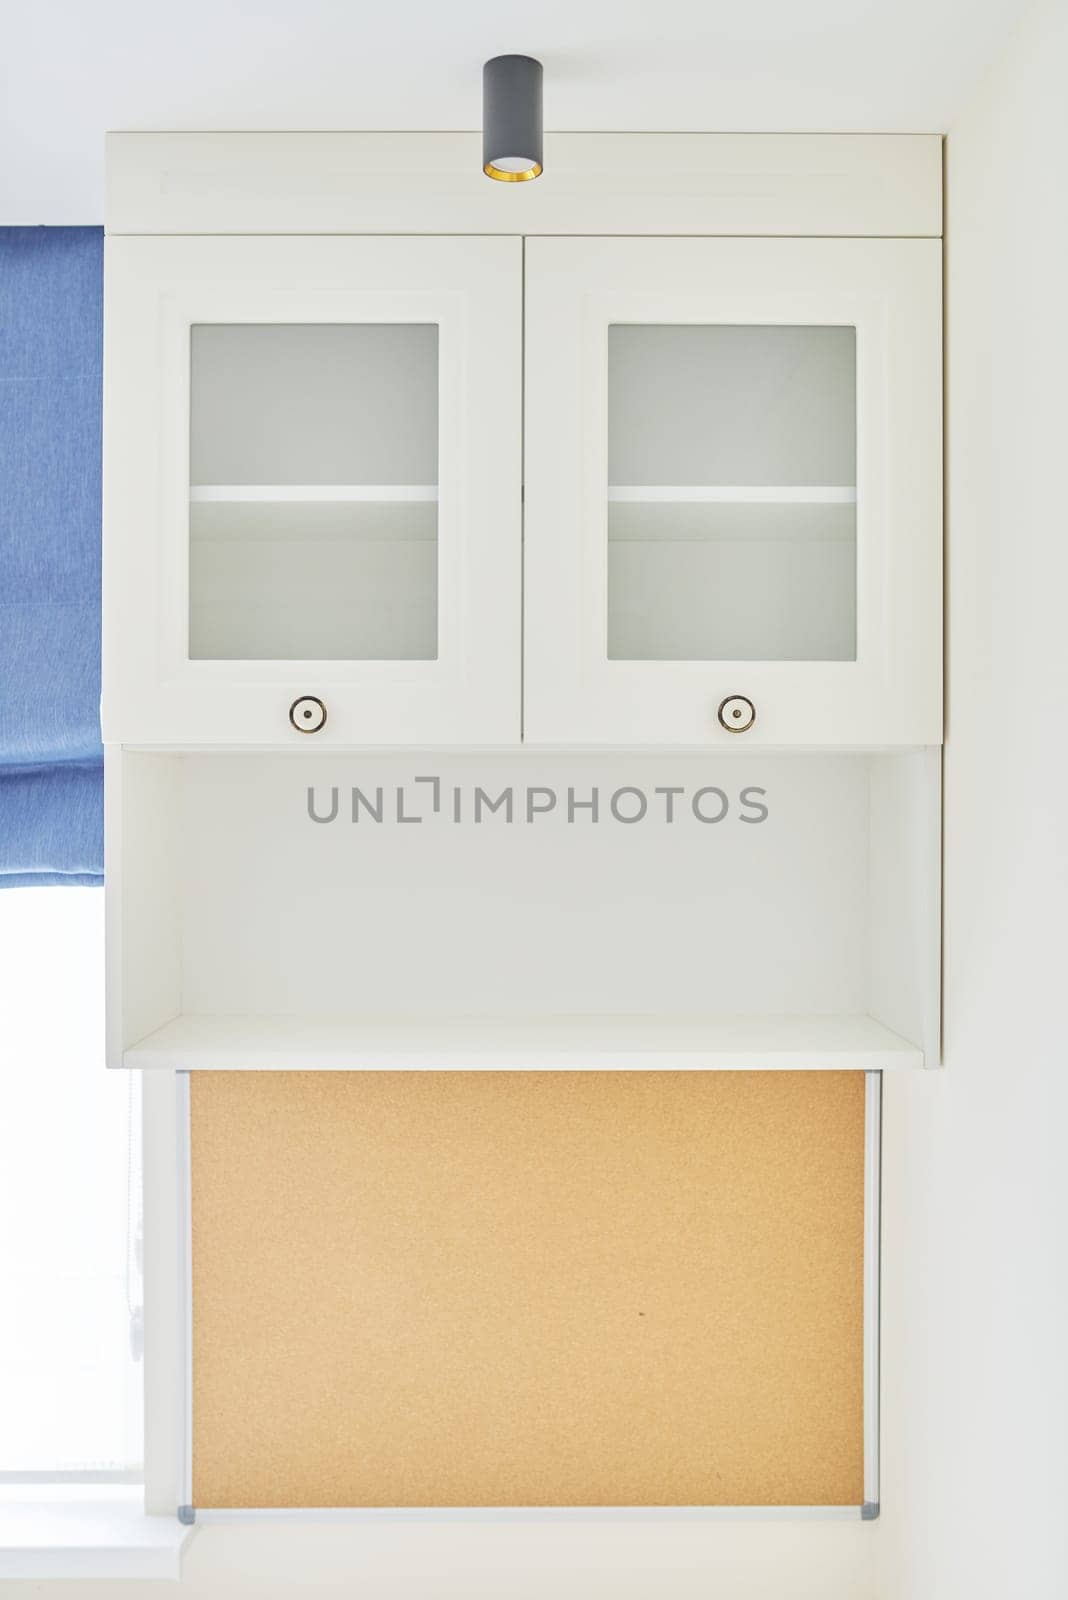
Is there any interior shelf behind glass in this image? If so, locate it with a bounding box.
[608,485,857,505]
[190,485,439,504]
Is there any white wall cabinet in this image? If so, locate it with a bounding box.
[524,237,942,746]
[103,235,522,746]
[104,204,941,750]
[102,136,944,1076]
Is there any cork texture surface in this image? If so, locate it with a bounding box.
[190,1070,865,1507]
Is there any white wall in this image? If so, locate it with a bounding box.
[877,0,1068,1594]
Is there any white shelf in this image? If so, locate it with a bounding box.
[188,496,438,551]
[0,1487,190,1581]
[190,484,439,503]
[607,485,857,504]
[124,1013,923,1072]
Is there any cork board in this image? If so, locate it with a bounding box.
[190,1071,866,1508]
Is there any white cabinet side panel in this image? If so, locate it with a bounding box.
[867,748,942,1064]
[142,1070,183,1515]
[110,751,182,1058]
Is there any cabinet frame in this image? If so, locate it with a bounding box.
[106,132,942,239]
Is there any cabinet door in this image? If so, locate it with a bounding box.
[523,238,941,745]
[104,237,521,744]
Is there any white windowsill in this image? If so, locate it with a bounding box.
[0,1486,190,1581]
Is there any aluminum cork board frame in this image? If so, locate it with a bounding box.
[175,1070,881,1521]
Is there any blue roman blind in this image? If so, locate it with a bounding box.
[0,227,103,886]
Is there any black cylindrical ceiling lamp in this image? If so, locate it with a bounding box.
[483,55,543,182]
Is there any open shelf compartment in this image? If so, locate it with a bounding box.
[108,749,940,1072]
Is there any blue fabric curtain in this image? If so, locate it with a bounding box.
[0,227,103,886]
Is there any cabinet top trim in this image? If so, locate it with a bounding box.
[106,132,942,239]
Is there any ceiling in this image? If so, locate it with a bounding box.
[3,0,1030,221]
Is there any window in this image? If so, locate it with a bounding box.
[0,889,142,1480]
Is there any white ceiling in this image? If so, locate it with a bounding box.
[3,0,1030,221]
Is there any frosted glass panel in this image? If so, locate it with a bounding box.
[189,324,438,661]
[607,325,856,662]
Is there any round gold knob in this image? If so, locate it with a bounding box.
[717,694,756,733]
[289,695,327,734]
